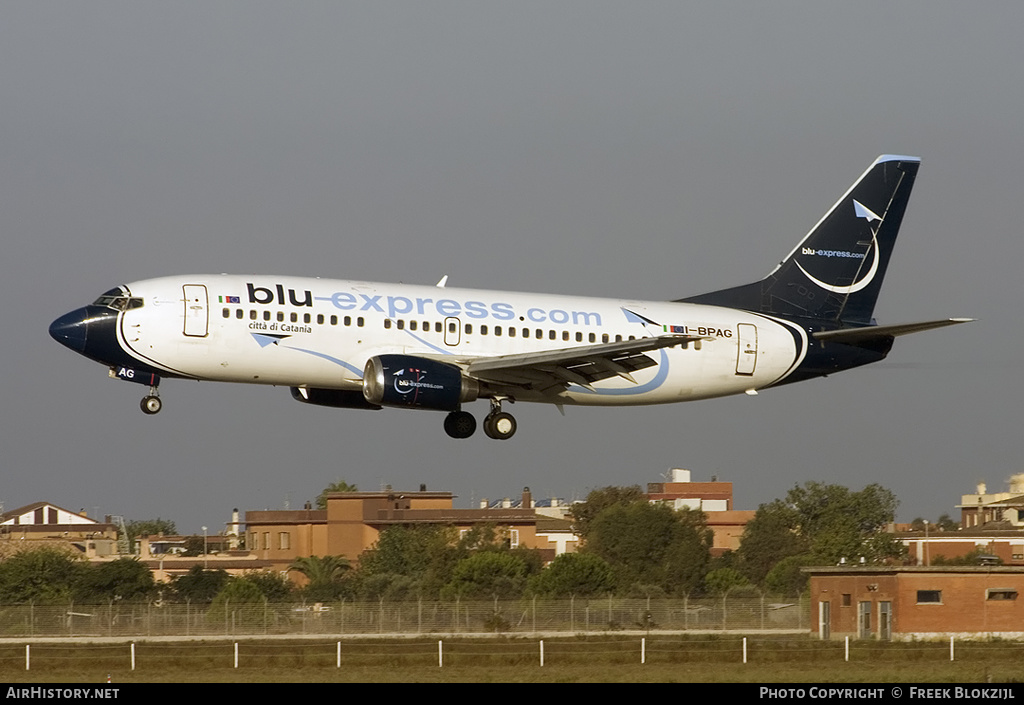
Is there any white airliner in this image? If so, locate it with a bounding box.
[50,155,970,439]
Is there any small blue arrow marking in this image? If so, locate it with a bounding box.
[251,333,291,348]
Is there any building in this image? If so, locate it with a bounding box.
[0,502,119,557]
[958,477,1024,529]
[647,468,755,554]
[899,529,1024,566]
[245,487,569,576]
[807,565,1024,640]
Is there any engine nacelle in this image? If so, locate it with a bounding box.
[362,355,479,411]
[290,387,382,410]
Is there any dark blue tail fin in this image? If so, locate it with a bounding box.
[680,155,920,325]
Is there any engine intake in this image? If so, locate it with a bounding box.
[363,355,478,411]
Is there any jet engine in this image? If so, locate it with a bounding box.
[362,355,479,411]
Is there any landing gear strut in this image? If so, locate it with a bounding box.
[140,386,162,415]
[483,398,517,440]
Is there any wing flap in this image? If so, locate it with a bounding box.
[464,333,700,391]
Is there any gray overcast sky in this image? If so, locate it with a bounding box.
[3,2,1021,535]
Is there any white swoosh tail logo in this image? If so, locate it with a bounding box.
[795,200,881,294]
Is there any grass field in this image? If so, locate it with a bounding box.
[3,635,1024,683]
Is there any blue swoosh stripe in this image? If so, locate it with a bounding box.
[571,349,669,396]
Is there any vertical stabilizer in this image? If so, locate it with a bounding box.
[680,155,920,325]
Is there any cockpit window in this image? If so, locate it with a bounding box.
[92,287,143,311]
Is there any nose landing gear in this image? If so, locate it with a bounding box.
[140,386,162,415]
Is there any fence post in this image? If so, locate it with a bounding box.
[337,641,341,668]
[845,636,849,662]
[950,636,955,661]
[438,640,443,668]
[25,644,29,671]
[131,642,136,671]
[743,637,747,664]
[540,640,544,667]
[641,637,646,665]
[234,642,238,669]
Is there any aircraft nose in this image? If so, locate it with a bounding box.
[49,307,91,353]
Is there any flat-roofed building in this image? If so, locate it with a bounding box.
[807,566,1024,640]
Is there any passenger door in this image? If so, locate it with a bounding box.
[182,285,209,337]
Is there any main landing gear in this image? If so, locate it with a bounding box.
[444,398,518,440]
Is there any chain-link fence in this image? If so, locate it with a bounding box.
[0,596,808,638]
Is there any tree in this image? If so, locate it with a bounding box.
[763,554,816,596]
[0,546,85,603]
[355,525,461,599]
[288,555,351,601]
[75,558,155,603]
[737,482,904,587]
[241,570,294,602]
[125,518,177,540]
[584,502,712,595]
[441,552,529,599]
[529,553,615,598]
[704,567,751,596]
[316,480,359,510]
[569,485,647,541]
[171,565,229,603]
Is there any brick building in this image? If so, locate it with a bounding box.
[807,566,1024,640]
[245,487,563,576]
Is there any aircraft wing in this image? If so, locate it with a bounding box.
[812,318,974,345]
[455,333,704,391]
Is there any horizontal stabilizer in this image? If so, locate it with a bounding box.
[812,318,973,344]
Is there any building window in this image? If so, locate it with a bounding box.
[262,532,270,551]
[278,532,291,550]
[987,589,1018,601]
[841,594,851,607]
[916,590,942,604]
